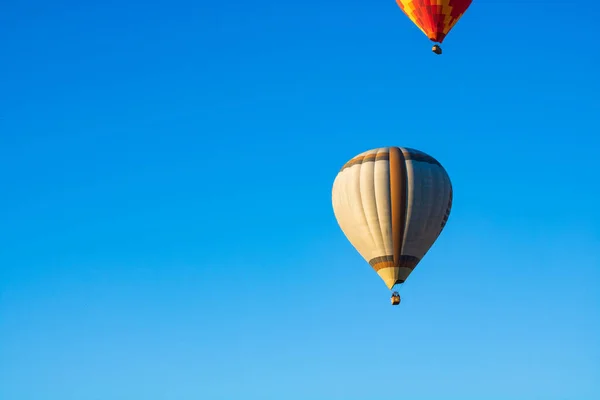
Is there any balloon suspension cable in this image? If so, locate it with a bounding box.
[394,281,406,295]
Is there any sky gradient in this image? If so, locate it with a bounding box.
[1,1,599,399]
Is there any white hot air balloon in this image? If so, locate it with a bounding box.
[332,146,453,305]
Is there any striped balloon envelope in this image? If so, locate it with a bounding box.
[395,0,473,53]
[332,147,453,294]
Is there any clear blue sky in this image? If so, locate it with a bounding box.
[1,1,599,399]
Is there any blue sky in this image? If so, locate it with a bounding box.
[1,1,599,399]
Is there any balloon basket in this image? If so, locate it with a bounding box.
[391,292,401,306]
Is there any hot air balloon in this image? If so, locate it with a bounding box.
[332,147,452,305]
[395,0,472,54]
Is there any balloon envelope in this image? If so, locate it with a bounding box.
[332,147,452,290]
[395,0,472,43]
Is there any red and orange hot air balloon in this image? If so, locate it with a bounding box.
[395,0,472,54]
